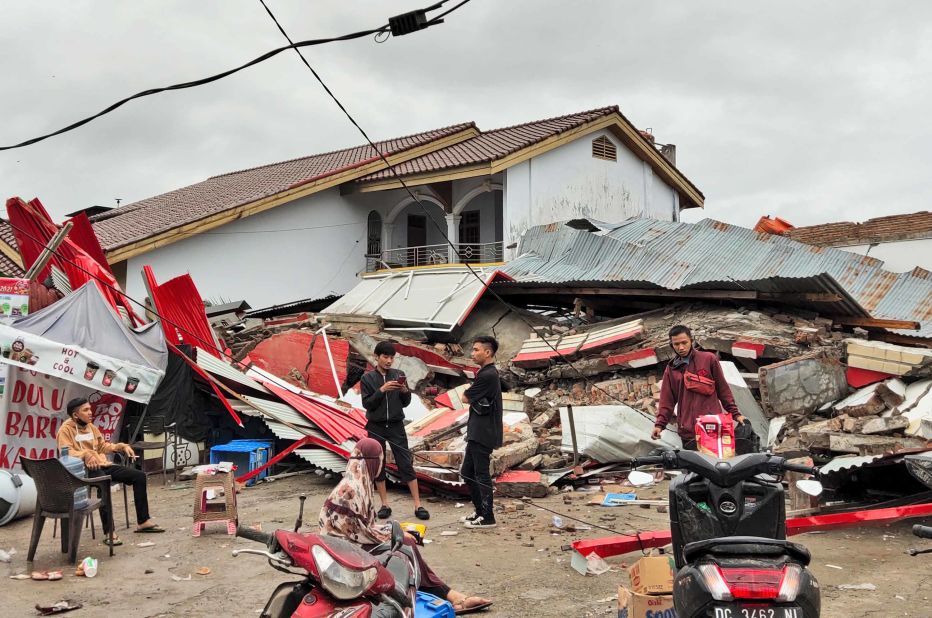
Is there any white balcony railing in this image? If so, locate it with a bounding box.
[366,241,504,272]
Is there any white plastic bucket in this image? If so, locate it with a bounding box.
[0,470,38,526]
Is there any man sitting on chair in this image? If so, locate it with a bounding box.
[56,397,164,545]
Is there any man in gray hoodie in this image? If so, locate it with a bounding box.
[360,340,428,521]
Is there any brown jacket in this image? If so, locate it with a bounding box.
[56,418,125,464]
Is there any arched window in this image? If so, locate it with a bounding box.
[367,211,382,255]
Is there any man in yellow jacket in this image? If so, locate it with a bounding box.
[57,397,163,544]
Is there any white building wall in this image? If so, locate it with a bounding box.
[125,187,374,309]
[841,238,932,272]
[502,128,679,249]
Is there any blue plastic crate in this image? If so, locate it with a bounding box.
[209,440,275,486]
[415,592,455,617]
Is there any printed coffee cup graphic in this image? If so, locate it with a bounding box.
[11,338,24,354]
[27,354,39,366]
[84,361,100,381]
[125,377,139,394]
[102,369,116,387]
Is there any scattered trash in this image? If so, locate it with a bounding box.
[35,600,83,616]
[454,503,464,509]
[196,567,211,576]
[80,557,98,578]
[10,573,31,580]
[0,547,16,562]
[552,515,564,529]
[171,574,192,581]
[137,541,155,548]
[825,564,844,570]
[440,531,459,537]
[585,552,612,576]
[144,569,154,575]
[837,583,876,591]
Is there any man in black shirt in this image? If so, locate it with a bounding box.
[460,335,503,530]
[360,341,429,521]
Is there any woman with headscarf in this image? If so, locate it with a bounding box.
[320,438,492,614]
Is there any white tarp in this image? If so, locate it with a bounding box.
[0,283,166,402]
[559,405,681,462]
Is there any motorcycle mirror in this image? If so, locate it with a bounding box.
[796,479,823,497]
[628,470,655,487]
[390,520,405,551]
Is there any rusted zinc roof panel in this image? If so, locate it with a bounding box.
[500,218,932,338]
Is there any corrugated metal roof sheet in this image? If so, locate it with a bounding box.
[500,218,932,338]
[322,266,510,331]
[294,449,347,473]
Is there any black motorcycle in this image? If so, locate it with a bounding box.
[632,450,822,618]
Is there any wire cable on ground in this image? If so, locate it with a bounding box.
[4,215,643,539]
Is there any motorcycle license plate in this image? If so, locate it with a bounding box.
[712,607,803,618]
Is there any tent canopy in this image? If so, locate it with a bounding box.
[13,282,167,372]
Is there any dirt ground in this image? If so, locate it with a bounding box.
[1,474,931,617]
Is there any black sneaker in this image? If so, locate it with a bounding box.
[464,516,497,530]
[377,505,392,519]
[459,511,480,523]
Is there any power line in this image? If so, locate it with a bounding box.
[0,2,457,152]
[254,0,661,423]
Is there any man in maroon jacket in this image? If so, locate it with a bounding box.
[651,325,747,446]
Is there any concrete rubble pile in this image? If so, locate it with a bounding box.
[215,295,932,497]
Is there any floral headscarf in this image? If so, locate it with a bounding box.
[318,438,390,545]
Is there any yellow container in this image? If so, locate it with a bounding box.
[400,522,427,539]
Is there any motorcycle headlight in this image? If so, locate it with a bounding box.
[311,545,378,600]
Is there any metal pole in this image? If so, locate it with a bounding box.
[567,404,579,467]
[25,222,74,280]
[317,323,344,399]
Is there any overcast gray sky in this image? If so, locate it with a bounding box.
[2,1,930,229]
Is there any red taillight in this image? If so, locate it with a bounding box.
[718,566,785,599]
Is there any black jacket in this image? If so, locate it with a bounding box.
[360,368,411,424]
[464,364,503,449]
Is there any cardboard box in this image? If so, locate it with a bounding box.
[628,555,675,595]
[618,586,677,618]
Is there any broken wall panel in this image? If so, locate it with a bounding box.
[759,352,848,417]
[558,405,681,462]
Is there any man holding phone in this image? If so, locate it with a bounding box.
[360,341,429,521]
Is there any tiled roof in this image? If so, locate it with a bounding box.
[91,123,476,252]
[0,219,24,277]
[785,211,932,247]
[358,107,620,180]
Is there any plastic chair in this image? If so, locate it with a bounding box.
[128,416,181,484]
[21,457,115,565]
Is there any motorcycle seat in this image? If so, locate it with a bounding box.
[683,536,811,566]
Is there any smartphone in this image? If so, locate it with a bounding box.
[397,375,407,387]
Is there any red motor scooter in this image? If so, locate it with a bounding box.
[233,496,421,617]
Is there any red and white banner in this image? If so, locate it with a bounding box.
[0,367,126,470]
[0,323,162,402]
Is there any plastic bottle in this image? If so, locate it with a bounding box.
[59,447,89,508]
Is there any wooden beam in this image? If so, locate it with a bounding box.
[871,333,932,348]
[0,238,24,269]
[758,292,843,303]
[354,164,491,193]
[494,286,759,300]
[104,126,480,263]
[832,317,921,330]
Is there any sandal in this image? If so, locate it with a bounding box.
[414,506,430,521]
[452,596,493,615]
[47,571,63,581]
[135,525,165,533]
[376,506,392,519]
[103,537,123,547]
